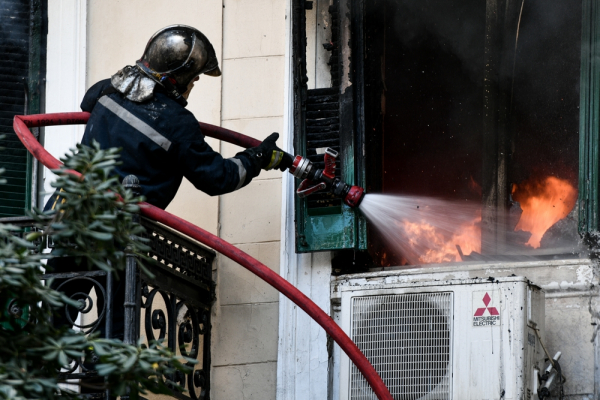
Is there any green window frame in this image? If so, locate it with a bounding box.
[0,0,46,218]
[578,0,600,236]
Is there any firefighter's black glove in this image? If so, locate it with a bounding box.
[247,133,294,171]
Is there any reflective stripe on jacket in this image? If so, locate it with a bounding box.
[76,79,259,209]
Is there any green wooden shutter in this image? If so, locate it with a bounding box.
[579,0,600,235]
[0,0,45,217]
[292,0,367,252]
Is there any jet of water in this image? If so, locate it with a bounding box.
[359,193,483,265]
[358,193,580,266]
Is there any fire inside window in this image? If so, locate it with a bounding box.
[294,0,599,267]
[365,0,582,266]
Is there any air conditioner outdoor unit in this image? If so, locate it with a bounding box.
[334,275,545,400]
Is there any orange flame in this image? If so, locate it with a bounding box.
[397,176,576,264]
[512,176,577,248]
[402,213,481,264]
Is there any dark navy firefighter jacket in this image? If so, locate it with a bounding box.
[74,79,260,210]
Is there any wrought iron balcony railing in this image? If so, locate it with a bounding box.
[0,210,216,400]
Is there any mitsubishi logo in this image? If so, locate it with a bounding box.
[474,293,499,316]
[472,291,501,327]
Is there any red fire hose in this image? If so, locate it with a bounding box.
[13,112,393,400]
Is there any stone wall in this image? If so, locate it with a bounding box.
[212,1,287,398]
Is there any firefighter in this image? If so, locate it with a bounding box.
[51,24,292,210]
[45,25,292,344]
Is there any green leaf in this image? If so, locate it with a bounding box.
[64,349,83,358]
[42,350,58,361]
[122,353,138,371]
[95,214,117,221]
[87,231,113,241]
[60,334,85,345]
[25,232,42,241]
[92,342,109,356]
[57,350,69,367]
[96,363,119,376]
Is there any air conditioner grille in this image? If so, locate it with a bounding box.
[350,293,453,400]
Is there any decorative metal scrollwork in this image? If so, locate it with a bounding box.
[140,282,211,400]
[138,217,215,399]
[178,304,210,400]
[177,303,199,359]
[143,286,172,343]
[55,276,107,335]
[152,309,167,339]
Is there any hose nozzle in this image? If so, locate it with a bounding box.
[288,148,365,208]
[343,185,365,208]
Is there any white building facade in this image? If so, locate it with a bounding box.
[8,0,600,399]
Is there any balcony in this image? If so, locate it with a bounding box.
[0,214,216,400]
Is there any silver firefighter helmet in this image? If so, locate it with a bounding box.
[137,25,221,93]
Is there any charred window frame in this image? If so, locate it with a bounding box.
[363,0,589,263]
[293,0,596,258]
[361,0,586,264]
[0,0,47,217]
[292,0,367,253]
